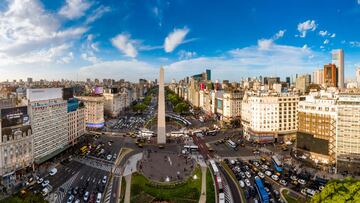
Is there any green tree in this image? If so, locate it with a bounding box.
[133,103,147,112]
[173,102,189,114]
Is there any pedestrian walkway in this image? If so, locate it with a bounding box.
[54,171,80,203]
[198,166,207,203]
[74,157,113,172]
[124,175,132,203]
[123,153,143,176]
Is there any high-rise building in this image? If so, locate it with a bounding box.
[27,77,33,84]
[206,69,211,81]
[313,69,324,85]
[27,88,68,164]
[324,64,338,87]
[286,77,291,86]
[356,68,360,86]
[221,90,243,122]
[336,94,360,175]
[263,77,280,89]
[332,49,344,88]
[295,74,311,93]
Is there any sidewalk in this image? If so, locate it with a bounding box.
[124,175,132,203]
[198,166,207,203]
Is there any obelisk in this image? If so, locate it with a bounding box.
[157,67,166,144]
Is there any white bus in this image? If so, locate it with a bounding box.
[184,145,198,152]
[226,139,237,149]
[209,160,219,174]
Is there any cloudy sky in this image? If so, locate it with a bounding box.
[1,0,360,82]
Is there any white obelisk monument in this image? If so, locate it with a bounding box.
[157,67,166,144]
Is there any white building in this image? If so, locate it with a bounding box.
[313,69,324,85]
[336,93,360,174]
[27,88,68,164]
[241,92,299,143]
[103,89,130,118]
[76,96,105,129]
[0,106,33,180]
[222,90,243,122]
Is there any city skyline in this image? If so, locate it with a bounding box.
[1,0,360,82]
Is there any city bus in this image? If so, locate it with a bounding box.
[271,155,283,173]
[184,145,198,152]
[226,139,237,149]
[209,160,219,175]
[254,176,269,203]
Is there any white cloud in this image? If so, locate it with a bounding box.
[178,50,197,60]
[165,42,323,81]
[350,41,360,47]
[273,29,286,40]
[85,5,111,24]
[58,52,74,64]
[0,0,86,66]
[297,20,317,38]
[330,33,336,38]
[81,34,101,63]
[320,45,325,49]
[358,0,360,5]
[323,39,330,44]
[79,60,157,81]
[59,0,92,19]
[257,39,273,50]
[319,30,328,37]
[111,34,138,58]
[164,27,190,53]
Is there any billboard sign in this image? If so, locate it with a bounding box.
[1,106,30,128]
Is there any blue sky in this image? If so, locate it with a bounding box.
[0,0,360,82]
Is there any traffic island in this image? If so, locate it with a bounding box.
[130,166,202,203]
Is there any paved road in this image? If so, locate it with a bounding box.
[219,165,241,203]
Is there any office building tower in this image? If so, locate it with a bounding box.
[295,74,311,93]
[206,69,211,81]
[286,77,291,86]
[324,64,338,87]
[27,88,68,164]
[332,49,344,88]
[313,69,324,85]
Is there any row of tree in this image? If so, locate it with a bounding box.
[311,178,360,203]
[166,89,189,114]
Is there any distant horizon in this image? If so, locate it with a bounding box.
[1,0,360,82]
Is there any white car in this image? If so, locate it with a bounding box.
[96,193,102,203]
[271,174,279,181]
[239,180,245,188]
[258,172,265,179]
[253,162,260,167]
[102,176,107,184]
[83,191,89,201]
[280,179,287,186]
[37,178,44,184]
[262,165,269,170]
[290,175,298,181]
[49,168,57,176]
[244,179,251,187]
[298,179,306,185]
[265,171,272,176]
[107,154,112,160]
[67,195,74,203]
[245,171,251,178]
[42,180,50,187]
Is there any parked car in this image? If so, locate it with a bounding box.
[41,180,50,187]
[49,168,57,176]
[102,176,107,184]
[265,171,272,176]
[271,175,279,181]
[245,179,251,187]
[239,180,245,188]
[258,172,265,179]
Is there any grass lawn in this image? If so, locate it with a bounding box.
[0,191,47,203]
[281,189,300,203]
[130,166,202,203]
[206,168,216,203]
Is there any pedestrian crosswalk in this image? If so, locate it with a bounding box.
[54,172,80,203]
[74,157,114,172]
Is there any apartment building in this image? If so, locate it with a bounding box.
[0,106,33,180]
[76,96,105,128]
[67,99,85,146]
[336,93,360,175]
[27,88,68,164]
[296,91,337,165]
[241,92,299,143]
[222,90,243,122]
